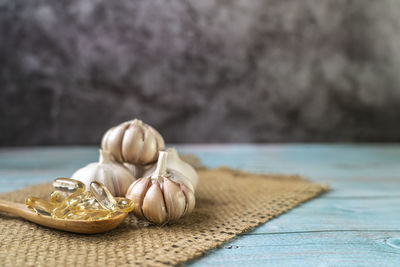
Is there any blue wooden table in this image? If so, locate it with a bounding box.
[1,144,400,266]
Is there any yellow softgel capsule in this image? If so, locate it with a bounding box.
[26,197,56,216]
[72,192,101,211]
[90,181,118,211]
[86,210,114,221]
[115,197,135,213]
[52,192,84,219]
[64,209,112,221]
[53,178,85,194]
[49,191,67,203]
[52,205,74,219]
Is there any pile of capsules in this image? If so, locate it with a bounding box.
[25,178,135,220]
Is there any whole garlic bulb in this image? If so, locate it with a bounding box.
[101,119,165,165]
[142,147,198,192]
[71,149,136,197]
[126,151,196,225]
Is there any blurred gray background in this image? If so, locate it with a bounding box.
[1,0,400,145]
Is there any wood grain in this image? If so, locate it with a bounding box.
[1,144,400,266]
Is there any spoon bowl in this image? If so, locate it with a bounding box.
[0,199,128,234]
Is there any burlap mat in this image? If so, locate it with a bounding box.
[0,167,327,266]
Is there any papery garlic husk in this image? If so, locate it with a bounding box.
[101,119,165,165]
[142,147,198,192]
[71,149,136,197]
[126,151,196,225]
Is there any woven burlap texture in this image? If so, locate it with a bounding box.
[0,167,327,266]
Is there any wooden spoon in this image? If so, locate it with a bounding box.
[0,199,128,234]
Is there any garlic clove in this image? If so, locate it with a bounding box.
[138,130,158,164]
[168,169,195,194]
[142,182,168,225]
[181,184,196,216]
[101,123,130,162]
[126,177,151,219]
[100,127,112,152]
[121,122,144,164]
[163,178,186,222]
[156,134,164,149]
[152,127,165,154]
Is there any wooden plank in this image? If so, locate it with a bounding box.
[188,231,400,266]
[186,197,400,265]
[0,147,98,192]
[179,145,400,266]
[250,197,400,233]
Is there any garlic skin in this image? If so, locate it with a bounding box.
[101,119,165,165]
[123,162,154,179]
[71,150,136,197]
[126,151,196,225]
[142,147,198,192]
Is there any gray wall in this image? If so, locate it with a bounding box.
[1,0,400,145]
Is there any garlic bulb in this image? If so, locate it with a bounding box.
[142,147,198,192]
[126,151,196,225]
[71,149,136,197]
[101,119,165,165]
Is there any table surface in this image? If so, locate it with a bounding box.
[1,144,400,266]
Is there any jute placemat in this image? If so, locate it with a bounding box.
[0,167,327,266]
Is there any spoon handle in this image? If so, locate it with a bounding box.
[0,199,30,218]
